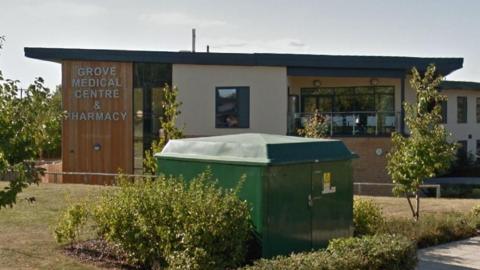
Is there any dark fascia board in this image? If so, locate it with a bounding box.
[287,67,406,78]
[440,80,480,91]
[24,47,464,75]
[25,47,258,65]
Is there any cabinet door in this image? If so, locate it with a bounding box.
[265,165,312,257]
[310,162,352,250]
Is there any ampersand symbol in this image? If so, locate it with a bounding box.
[94,101,101,110]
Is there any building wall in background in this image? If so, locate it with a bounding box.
[443,89,480,158]
[173,64,288,136]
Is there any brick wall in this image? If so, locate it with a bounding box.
[37,161,63,183]
[339,137,394,196]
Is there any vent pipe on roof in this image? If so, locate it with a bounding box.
[192,28,196,53]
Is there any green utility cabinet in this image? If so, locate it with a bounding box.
[155,133,357,258]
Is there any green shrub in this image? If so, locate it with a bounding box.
[471,204,480,217]
[241,234,416,270]
[54,202,89,244]
[469,204,480,229]
[55,171,252,269]
[378,212,477,248]
[353,198,385,236]
[327,234,417,270]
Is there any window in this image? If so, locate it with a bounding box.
[476,97,480,123]
[457,96,468,123]
[300,86,395,136]
[477,140,480,159]
[457,140,468,162]
[301,86,394,113]
[441,100,448,124]
[215,87,250,128]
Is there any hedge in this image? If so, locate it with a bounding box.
[241,234,417,270]
[55,171,252,270]
[353,198,480,249]
[378,211,480,248]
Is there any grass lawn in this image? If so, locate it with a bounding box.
[362,195,480,218]
[1,183,479,269]
[0,182,106,270]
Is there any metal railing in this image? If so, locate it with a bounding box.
[288,111,400,136]
[354,182,441,198]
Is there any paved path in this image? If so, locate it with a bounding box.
[417,237,480,270]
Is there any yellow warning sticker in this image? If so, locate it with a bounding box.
[323,172,331,190]
[322,172,336,194]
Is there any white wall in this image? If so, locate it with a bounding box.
[173,64,288,136]
[402,82,480,158]
[443,89,480,158]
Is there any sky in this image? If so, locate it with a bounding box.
[1,0,479,89]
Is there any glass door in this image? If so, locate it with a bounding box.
[133,63,172,174]
[287,95,299,134]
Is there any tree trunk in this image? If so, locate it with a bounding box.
[406,194,416,220]
[415,189,420,221]
[406,190,421,221]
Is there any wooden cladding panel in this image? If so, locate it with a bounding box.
[62,61,133,184]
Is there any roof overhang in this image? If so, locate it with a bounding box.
[440,80,480,91]
[287,67,406,78]
[24,47,464,76]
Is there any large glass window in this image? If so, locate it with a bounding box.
[303,96,317,113]
[215,87,250,128]
[457,96,468,123]
[133,63,172,174]
[301,86,394,112]
[300,86,395,136]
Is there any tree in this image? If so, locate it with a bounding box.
[144,84,184,174]
[297,109,329,138]
[39,86,62,158]
[386,64,457,221]
[0,37,63,208]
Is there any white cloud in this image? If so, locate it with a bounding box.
[10,0,107,18]
[138,12,227,28]
[207,37,309,53]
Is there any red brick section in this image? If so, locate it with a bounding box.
[37,161,63,183]
[339,137,393,196]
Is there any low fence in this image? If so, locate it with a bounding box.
[354,182,441,198]
[42,172,442,198]
[43,171,156,184]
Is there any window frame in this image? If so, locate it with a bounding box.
[215,86,250,129]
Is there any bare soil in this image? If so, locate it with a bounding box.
[63,239,139,270]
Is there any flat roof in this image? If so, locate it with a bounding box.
[24,47,464,76]
[440,80,480,91]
